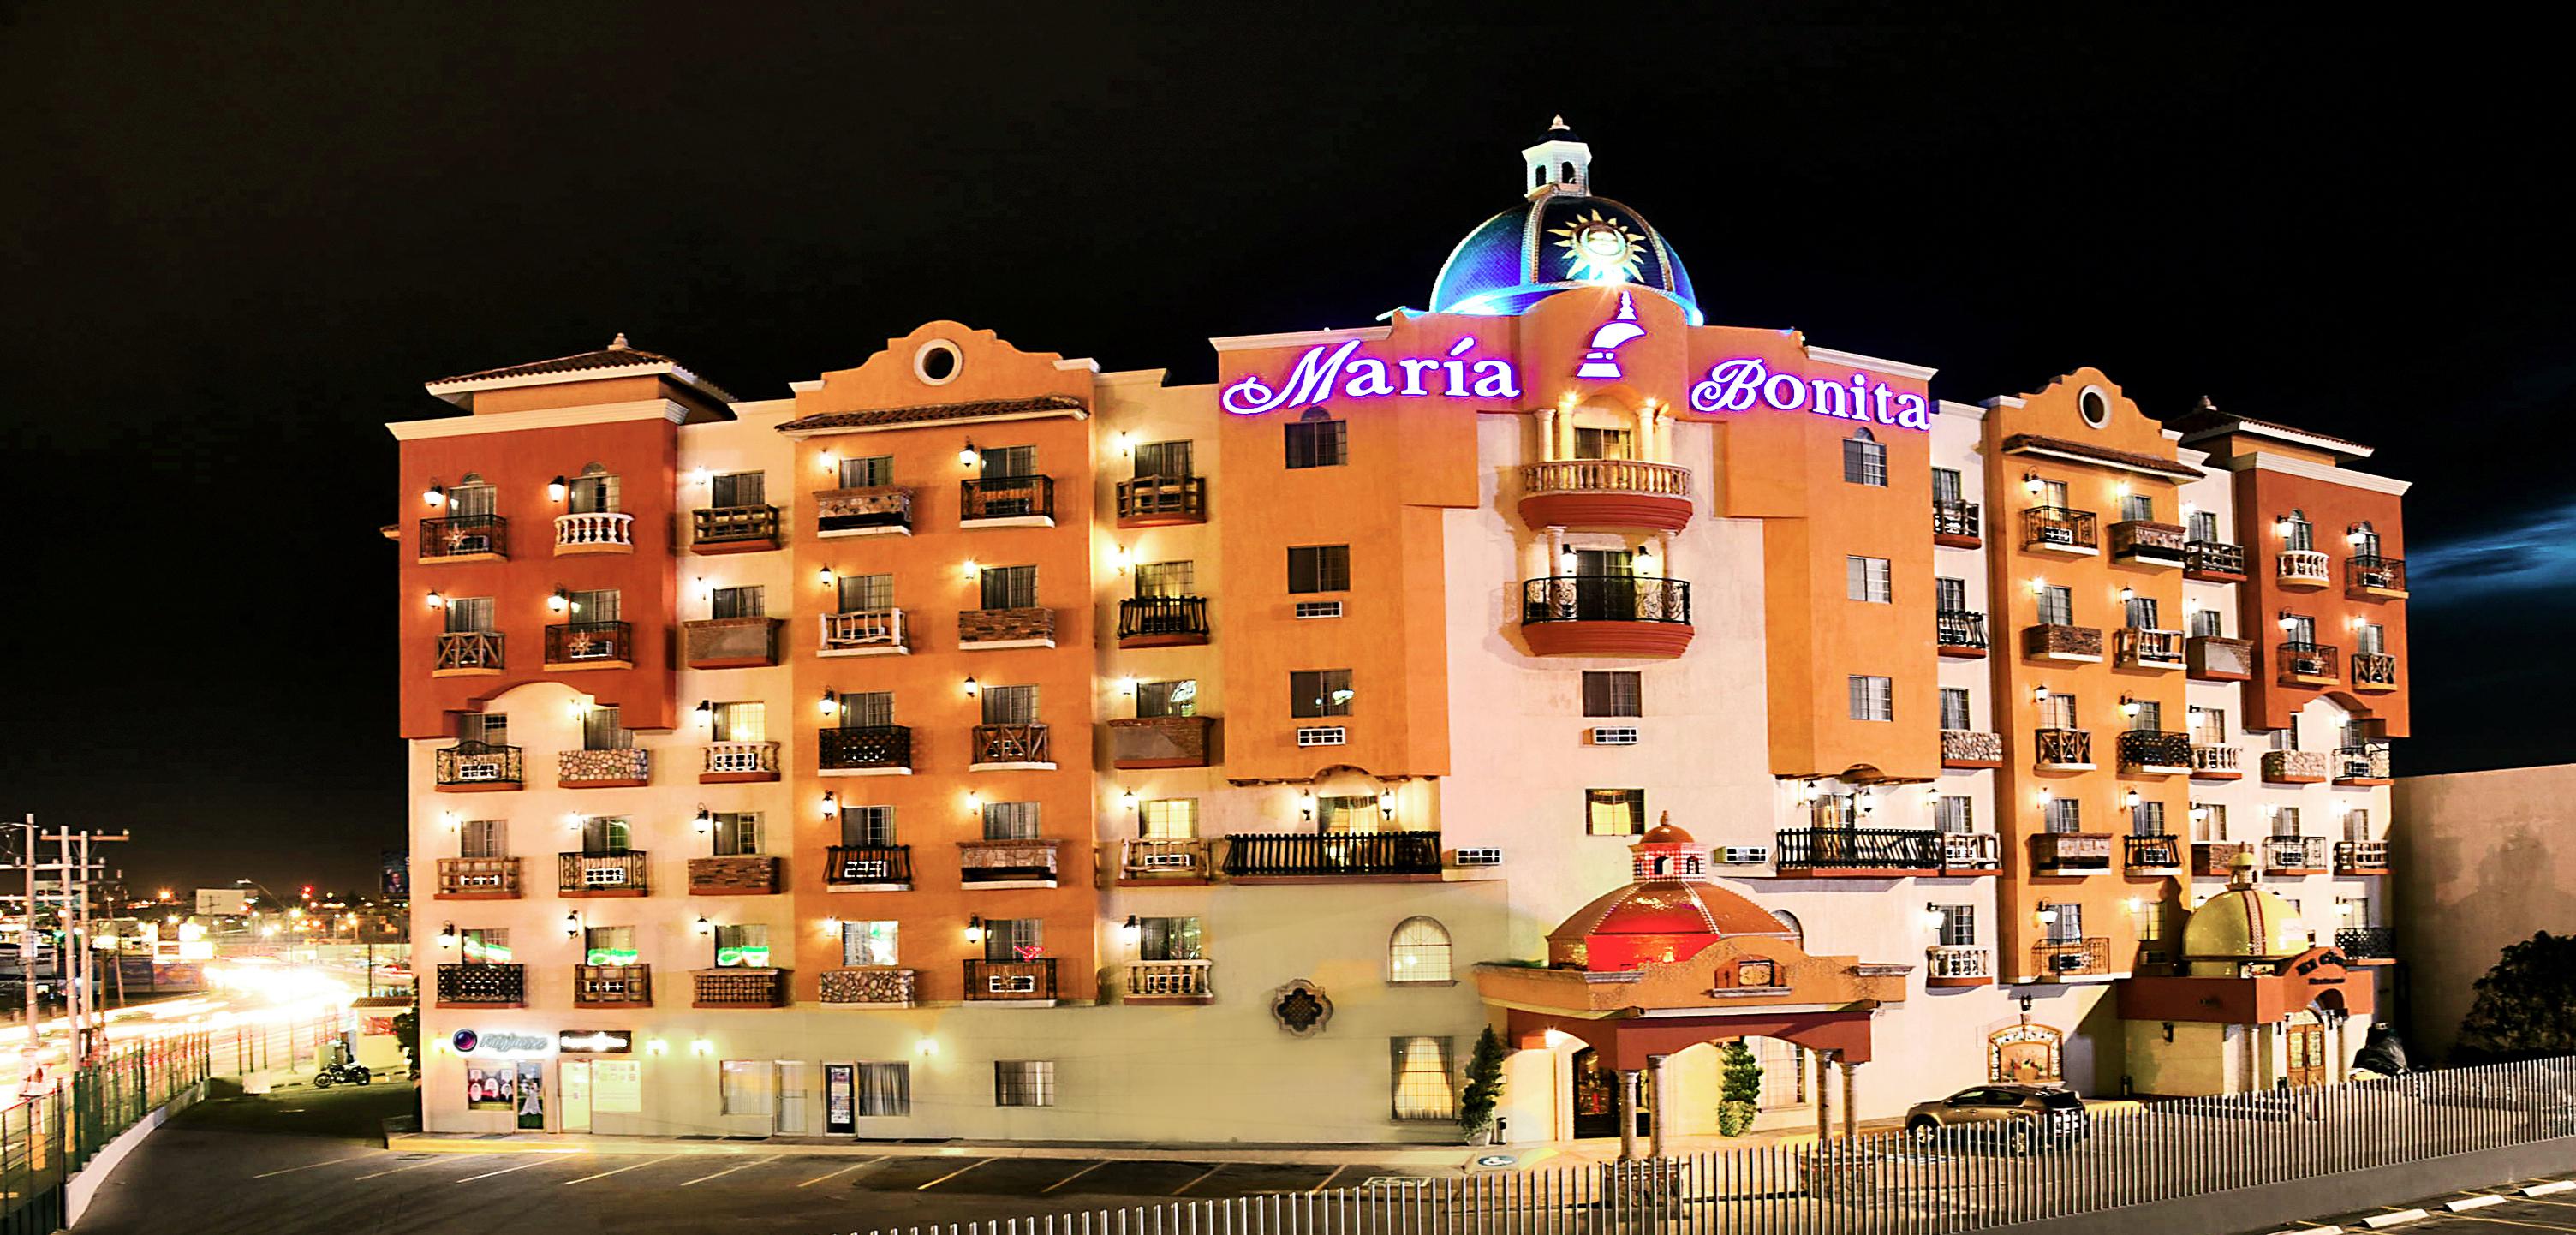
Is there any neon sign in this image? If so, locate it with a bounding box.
[1576,290,1644,379]
[1222,336,1520,415]
[1689,358,1932,430]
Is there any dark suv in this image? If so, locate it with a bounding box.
[1903,1083,2090,1153]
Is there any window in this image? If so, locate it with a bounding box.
[711,701,766,743]
[1285,412,1347,469]
[1939,687,1971,731]
[567,587,620,622]
[979,445,1035,479]
[567,468,621,515]
[1932,467,1964,508]
[1136,679,1198,718]
[459,820,505,859]
[580,816,631,856]
[2078,388,2111,427]
[2125,596,2160,630]
[710,470,766,508]
[838,806,896,847]
[1390,1036,1457,1120]
[1138,798,1198,839]
[982,917,1041,963]
[2281,613,2317,646]
[2281,510,2314,552]
[994,1060,1055,1107]
[838,456,893,488]
[980,684,1038,725]
[1317,795,1383,834]
[2273,807,2302,838]
[2121,494,2154,522]
[2132,801,2166,836]
[447,480,498,517]
[1388,916,1452,983]
[2038,479,2070,509]
[719,1060,772,1116]
[979,564,1037,610]
[2191,606,2225,638]
[838,690,895,728]
[1134,439,1193,478]
[581,705,630,751]
[1288,545,1351,593]
[1583,671,1642,718]
[981,801,1041,841]
[837,573,892,613]
[444,596,495,634]
[1134,560,1196,597]
[2037,585,2073,627]
[2041,902,2082,944]
[1845,556,1892,603]
[1841,429,1887,486]
[1292,670,1354,718]
[1573,427,1631,460]
[2188,509,2219,543]
[2193,802,2227,841]
[2269,724,2301,752]
[2131,898,2164,942]
[1136,916,1203,962]
[1846,675,1893,722]
[1935,576,1968,613]
[2041,692,2078,729]
[1936,796,1974,833]
[856,1062,910,1116]
[2131,700,2162,731]
[583,926,637,965]
[2335,896,2371,928]
[2044,798,2082,835]
[457,711,507,745]
[711,585,765,619]
[1586,789,1645,837]
[711,812,760,856]
[1935,904,1977,947]
[713,924,771,968]
[2357,622,2387,655]
[460,928,510,964]
[2188,706,2227,743]
[2344,808,2371,842]
[842,920,898,967]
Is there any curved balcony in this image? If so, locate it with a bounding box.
[1519,576,1694,657]
[2109,520,2187,567]
[1518,460,1693,532]
[1936,610,1988,658]
[2190,743,2242,779]
[433,630,504,677]
[419,514,507,563]
[2347,554,2408,599]
[701,741,778,784]
[554,511,633,554]
[1117,474,1206,528]
[1925,945,1994,988]
[691,504,779,553]
[544,620,633,671]
[2117,730,2192,775]
[2022,506,2099,556]
[435,740,522,791]
[2276,549,2332,588]
[2183,540,2246,582]
[1118,595,1209,647]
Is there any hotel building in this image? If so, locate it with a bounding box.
[394,122,2412,1142]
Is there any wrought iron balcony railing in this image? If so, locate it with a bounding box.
[1221,832,1443,879]
[1774,828,1999,873]
[826,844,913,887]
[2021,506,2098,552]
[2033,938,2111,977]
[2346,554,2407,597]
[819,725,911,774]
[2116,730,2192,773]
[544,619,634,667]
[435,963,526,1007]
[2278,641,2340,684]
[2123,833,2184,870]
[420,513,508,560]
[1936,610,1988,652]
[2335,925,2395,958]
[1520,576,1693,624]
[964,958,1058,1002]
[1118,595,1210,646]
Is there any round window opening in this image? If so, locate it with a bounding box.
[2078,389,2110,429]
[914,339,962,385]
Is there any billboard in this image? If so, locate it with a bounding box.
[194,888,251,916]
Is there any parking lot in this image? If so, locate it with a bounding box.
[2281,1179,2576,1234]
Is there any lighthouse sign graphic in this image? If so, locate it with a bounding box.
[1577,290,1647,380]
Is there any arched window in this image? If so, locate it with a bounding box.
[2350,520,2380,558]
[2281,509,2313,552]
[1769,909,1804,950]
[1388,916,1452,983]
[1841,429,1887,487]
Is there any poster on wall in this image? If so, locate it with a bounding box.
[824,1064,856,1135]
[516,1060,546,1129]
[466,1065,516,1111]
[591,1059,643,1114]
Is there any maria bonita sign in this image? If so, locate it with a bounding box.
[1689,358,1932,430]
[1222,337,1521,415]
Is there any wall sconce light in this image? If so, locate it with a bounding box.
[423,483,446,508]
[2337,902,2353,916]
[1118,915,1141,946]
[2124,789,2141,808]
[689,1039,713,1057]
[817,564,835,588]
[425,590,444,609]
[2029,576,2047,595]
[820,791,838,820]
[2036,908,2060,925]
[1114,676,1136,695]
[436,922,457,948]
[694,807,713,835]
[690,468,710,486]
[1300,790,1316,822]
[548,588,570,613]
[1113,431,1134,456]
[547,475,569,502]
[2123,897,2142,912]
[2274,517,2293,538]
[821,916,842,936]
[1112,544,1134,574]
[2023,473,2042,496]
[1118,787,1138,810]
[694,699,713,722]
[1633,546,1660,577]
[563,811,583,830]
[2114,480,2131,497]
[819,689,839,717]
[2190,805,2209,822]
[915,1038,939,1057]
[2345,528,2366,546]
[442,810,460,831]
[2118,586,2135,603]
[963,677,980,697]
[964,915,985,945]
[563,911,580,938]
[564,696,588,720]
[963,790,982,814]
[646,1038,669,1055]
[2120,696,2140,718]
[818,450,840,475]
[2277,611,2298,632]
[1378,790,1397,818]
[958,440,981,468]
[694,915,712,935]
[1920,904,1945,930]
[2034,786,2054,804]
[1556,546,1577,575]
[961,558,981,581]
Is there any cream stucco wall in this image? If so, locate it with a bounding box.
[2393,763,2576,1061]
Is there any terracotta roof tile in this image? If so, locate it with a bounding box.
[426,333,735,403]
[775,392,1088,434]
[1999,433,2203,480]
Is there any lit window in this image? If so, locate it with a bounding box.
[1391,1036,1458,1120]
[994,1060,1055,1107]
[1586,789,1645,837]
[1387,916,1452,983]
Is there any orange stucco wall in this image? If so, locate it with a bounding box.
[2225,462,2411,737]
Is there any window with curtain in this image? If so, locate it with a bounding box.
[712,701,766,743]
[1936,796,1974,833]
[2273,806,2303,838]
[1138,799,1197,838]
[581,706,630,751]
[567,588,621,623]
[838,805,895,846]
[856,1062,909,1116]
[978,565,1037,610]
[1582,671,1642,718]
[838,456,893,488]
[2188,509,2218,542]
[2191,606,2225,637]
[1573,426,1631,460]
[580,817,631,856]
[712,812,759,856]
[1136,679,1196,718]
[837,573,892,612]
[719,1060,771,1115]
[993,1060,1055,1107]
[1841,429,1887,486]
[1133,440,1193,478]
[567,469,620,515]
[1932,468,1963,507]
[979,445,1035,479]
[842,921,898,967]
[838,690,894,728]
[1935,904,1977,946]
[1939,687,1971,731]
[980,684,1038,725]
[2193,802,2227,841]
[457,711,507,745]
[713,924,770,968]
[2131,898,2164,942]
[1935,576,1968,613]
[459,820,506,859]
[461,928,510,964]
[2121,494,2154,522]
[2281,510,2314,551]
[710,471,766,508]
[2037,585,2073,627]
[1390,1037,1457,1120]
[2125,596,2159,630]
[446,481,497,517]
[1291,670,1354,718]
[981,801,1041,841]
[2131,700,2162,731]
[444,596,495,634]
[582,926,636,965]
[1134,561,1195,597]
[1317,795,1382,834]
[711,585,765,619]
[2189,706,2227,742]
[1585,789,1645,837]
[2131,801,2166,837]
[1388,916,1452,983]
[2044,798,2082,835]
[2042,693,2078,729]
[2042,903,2083,944]
[983,918,1041,962]
[1136,916,1203,962]
[1846,675,1893,721]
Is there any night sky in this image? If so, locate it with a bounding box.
[4,7,2567,895]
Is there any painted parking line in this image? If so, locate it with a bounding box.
[563,1154,684,1186]
[798,1157,887,1188]
[456,1157,575,1184]
[355,1155,480,1181]
[916,1159,994,1190]
[2454,1215,2576,1232]
[1309,1165,1348,1194]
[680,1155,783,1187]
[251,1154,373,1179]
[1042,1161,1109,1194]
[1173,1164,1226,1196]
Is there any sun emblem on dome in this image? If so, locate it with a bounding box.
[1549,210,1646,283]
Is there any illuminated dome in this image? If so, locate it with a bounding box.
[1547,814,1793,970]
[2183,853,2312,975]
[1428,119,1701,321]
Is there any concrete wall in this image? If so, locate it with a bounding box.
[2393,763,2576,1060]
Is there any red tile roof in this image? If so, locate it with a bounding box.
[2000,433,2203,480]
[775,392,1088,434]
[425,333,734,403]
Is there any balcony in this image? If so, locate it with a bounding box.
[2109,520,2187,568]
[544,619,634,671]
[1933,499,1982,548]
[1940,729,2003,770]
[819,725,912,776]
[1519,576,1695,657]
[2276,548,2332,588]
[1221,832,1445,881]
[825,844,913,891]
[435,741,522,791]
[1118,838,1213,885]
[2187,635,2255,682]
[2278,641,2340,687]
[1925,944,1995,988]
[434,630,504,677]
[558,747,649,789]
[2021,506,2099,556]
[2335,742,2393,785]
[2124,833,2185,872]
[2335,925,2396,960]
[959,606,1055,650]
[2335,839,2391,876]
[820,608,909,656]
[2114,628,2186,671]
[1110,715,1215,769]
[558,851,647,897]
[2263,749,2333,785]
[958,838,1066,888]
[1517,459,1694,532]
[434,963,526,1009]
[2191,743,2243,780]
[701,740,778,784]
[1118,595,1210,647]
[2024,623,2104,664]
[2033,727,2095,771]
[691,504,779,553]
[969,722,1054,771]
[958,475,1056,527]
[554,511,634,554]
[573,964,651,1009]
[2352,653,2399,693]
[1935,610,1988,658]
[1772,828,2000,877]
[683,617,781,669]
[814,486,914,537]
[1126,958,1215,1005]
[2117,730,2193,775]
[2264,834,2330,875]
[434,857,521,900]
[420,514,507,563]
[1118,474,1208,528]
[2033,938,2112,979]
[819,965,918,1008]
[2347,554,2408,600]
[688,855,779,896]
[2193,841,2254,877]
[2030,832,2113,874]
[964,958,1058,1004]
[692,968,790,1009]
[2184,540,2247,582]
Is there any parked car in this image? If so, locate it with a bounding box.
[1904,1083,2090,1154]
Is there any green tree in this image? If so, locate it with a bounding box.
[392,1005,421,1075]
[1717,1040,1762,1137]
[2456,932,2576,1063]
[1458,1026,1509,1142]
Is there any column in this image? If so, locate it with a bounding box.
[1616,1068,1641,1161]
[1536,407,1559,464]
[1814,1050,1833,1145]
[1645,1053,1669,1159]
[1841,1058,1858,1143]
[1558,403,1578,461]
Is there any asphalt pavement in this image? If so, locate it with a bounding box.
[2263,1177,2576,1234]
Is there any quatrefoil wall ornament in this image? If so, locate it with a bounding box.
[1271,979,1334,1038]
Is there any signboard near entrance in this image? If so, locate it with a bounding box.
[515,1060,545,1129]
[591,1059,642,1114]
[825,1063,856,1134]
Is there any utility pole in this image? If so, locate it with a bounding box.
[37,826,128,1066]
[18,814,35,1063]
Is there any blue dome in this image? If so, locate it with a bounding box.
[1430,191,1701,321]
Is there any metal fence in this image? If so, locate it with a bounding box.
[3,1032,212,1235]
[841,1057,2576,1235]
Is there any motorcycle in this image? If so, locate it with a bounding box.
[312,1060,373,1088]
